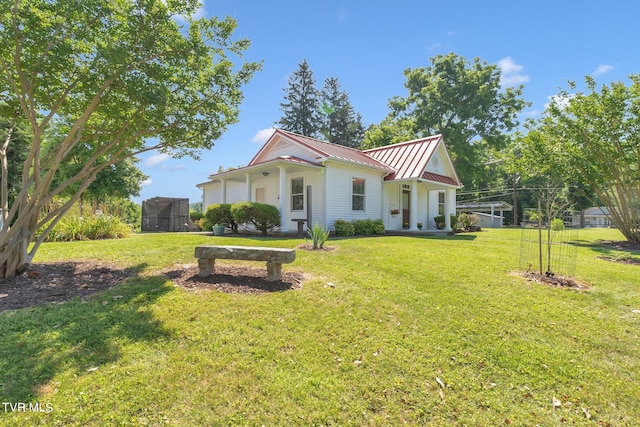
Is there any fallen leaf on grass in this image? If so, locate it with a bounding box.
[582,407,591,419]
[353,355,364,366]
[552,396,562,408]
[435,377,445,389]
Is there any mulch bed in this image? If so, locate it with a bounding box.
[0,261,137,312]
[0,261,305,312]
[521,272,590,290]
[163,263,305,294]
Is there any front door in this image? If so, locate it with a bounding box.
[402,190,410,229]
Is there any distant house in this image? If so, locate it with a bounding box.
[583,206,613,228]
[456,201,513,228]
[197,129,462,233]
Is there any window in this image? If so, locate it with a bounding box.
[352,178,365,211]
[291,178,304,211]
[438,191,445,215]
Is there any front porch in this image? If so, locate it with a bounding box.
[382,180,458,232]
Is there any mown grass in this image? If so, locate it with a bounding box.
[1,228,638,425]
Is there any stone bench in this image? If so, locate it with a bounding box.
[194,245,296,281]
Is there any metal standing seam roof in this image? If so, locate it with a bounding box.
[246,129,460,185]
[364,135,442,180]
[263,129,394,171]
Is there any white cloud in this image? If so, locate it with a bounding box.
[546,94,575,110]
[145,153,170,167]
[251,128,276,144]
[141,178,153,187]
[171,2,206,23]
[498,57,530,88]
[592,64,614,76]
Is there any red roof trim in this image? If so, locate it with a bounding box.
[421,171,460,186]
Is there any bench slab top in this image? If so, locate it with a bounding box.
[195,245,295,262]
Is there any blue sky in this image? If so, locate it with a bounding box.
[133,0,640,205]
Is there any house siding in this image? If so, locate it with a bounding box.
[382,183,402,230]
[325,161,384,229]
[282,169,325,231]
[263,140,319,163]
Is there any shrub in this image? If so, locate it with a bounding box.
[457,213,479,231]
[434,215,458,230]
[204,203,238,233]
[38,215,132,242]
[334,219,384,236]
[231,202,280,235]
[190,211,204,222]
[353,219,371,235]
[306,223,330,249]
[333,219,355,236]
[371,219,385,234]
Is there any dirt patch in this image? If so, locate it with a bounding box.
[521,272,590,290]
[164,264,305,294]
[0,262,136,312]
[296,244,335,251]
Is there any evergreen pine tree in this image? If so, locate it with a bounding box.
[319,77,365,148]
[276,59,320,137]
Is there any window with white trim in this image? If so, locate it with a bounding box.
[291,178,304,211]
[352,178,365,211]
[438,191,445,215]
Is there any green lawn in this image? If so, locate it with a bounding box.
[1,229,638,425]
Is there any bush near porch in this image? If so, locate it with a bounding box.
[334,218,385,236]
[1,228,638,425]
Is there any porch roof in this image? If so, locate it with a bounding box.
[197,155,322,187]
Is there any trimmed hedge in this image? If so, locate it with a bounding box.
[334,219,356,236]
[231,202,280,235]
[334,218,385,236]
[204,203,238,233]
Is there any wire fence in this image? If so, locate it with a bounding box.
[518,220,579,278]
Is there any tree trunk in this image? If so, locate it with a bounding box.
[0,218,35,278]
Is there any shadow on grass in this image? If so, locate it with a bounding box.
[569,239,640,255]
[0,271,175,404]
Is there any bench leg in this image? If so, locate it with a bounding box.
[266,261,282,281]
[198,258,215,277]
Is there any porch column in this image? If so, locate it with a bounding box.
[220,179,226,203]
[410,180,419,231]
[245,173,252,202]
[278,165,287,232]
[444,188,456,231]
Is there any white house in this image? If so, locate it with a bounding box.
[583,206,613,228]
[197,129,462,233]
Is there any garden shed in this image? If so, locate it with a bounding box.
[141,197,190,232]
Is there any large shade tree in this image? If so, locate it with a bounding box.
[0,0,260,277]
[0,118,30,213]
[364,53,528,188]
[519,76,640,243]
